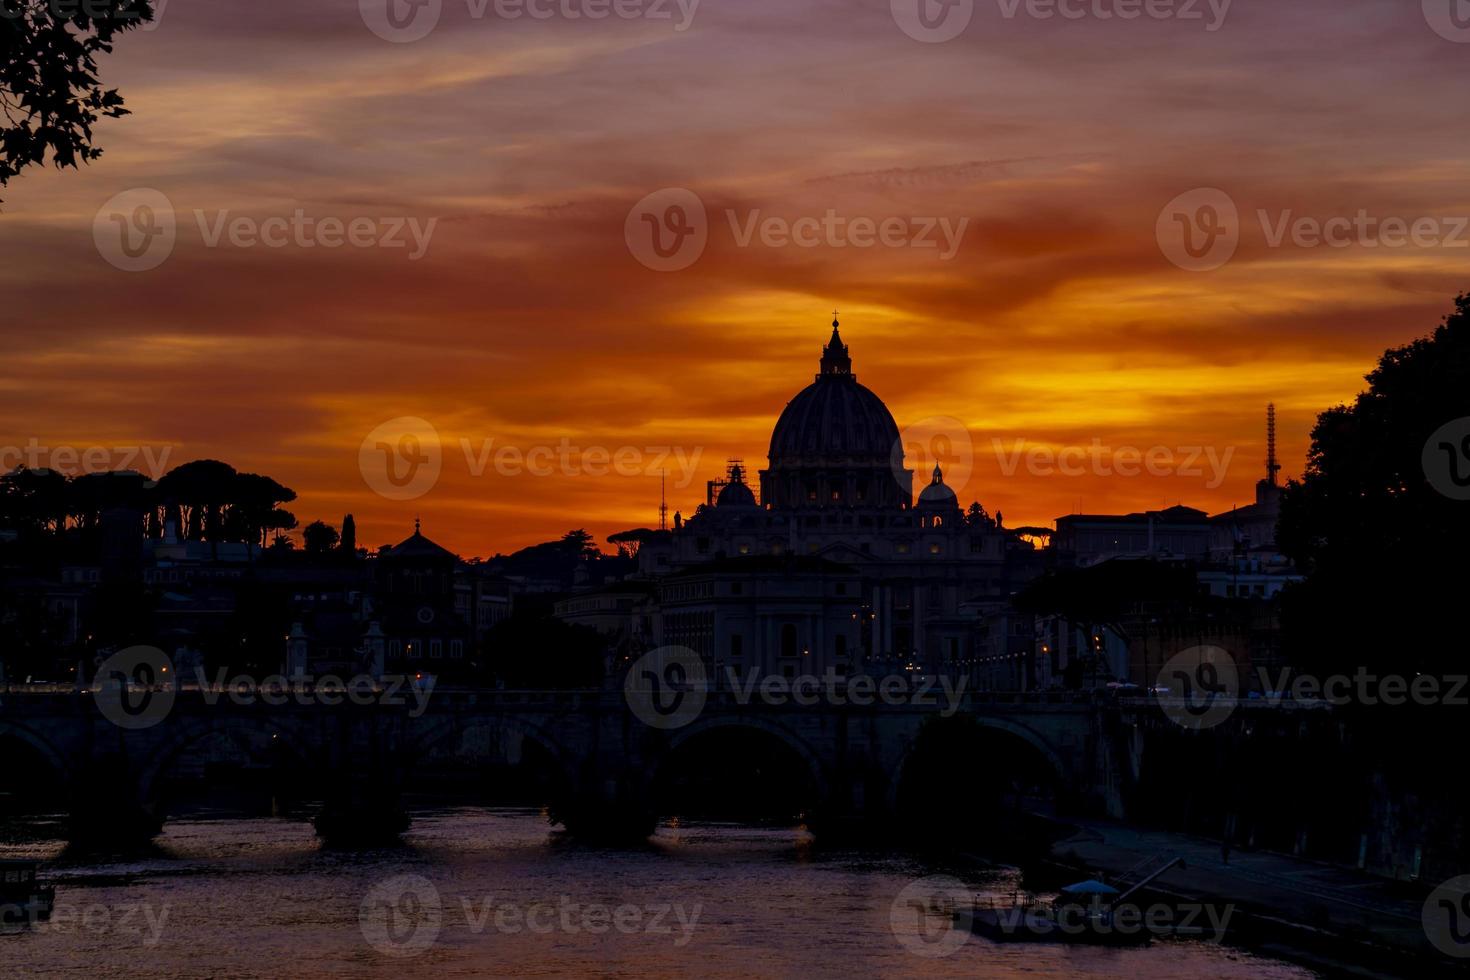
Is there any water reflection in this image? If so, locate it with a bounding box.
[0,808,1316,979]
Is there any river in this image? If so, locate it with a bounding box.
[1,807,1317,978]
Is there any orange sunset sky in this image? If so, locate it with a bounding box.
[4,0,1469,556]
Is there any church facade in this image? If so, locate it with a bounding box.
[612,318,1043,680]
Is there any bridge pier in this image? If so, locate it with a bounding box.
[67,758,163,848]
[313,781,410,847]
[311,712,410,847]
[554,758,657,843]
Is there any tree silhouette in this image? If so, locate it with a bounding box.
[156,458,237,547]
[229,472,297,549]
[1278,293,1470,676]
[0,466,67,533]
[1,0,153,201]
[302,520,339,557]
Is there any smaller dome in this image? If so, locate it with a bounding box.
[918,464,958,507]
[718,481,757,507]
[717,463,758,507]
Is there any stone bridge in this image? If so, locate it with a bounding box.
[0,685,1130,845]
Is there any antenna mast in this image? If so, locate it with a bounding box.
[1266,403,1281,486]
[659,470,668,531]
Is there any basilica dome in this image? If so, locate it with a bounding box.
[767,321,902,466]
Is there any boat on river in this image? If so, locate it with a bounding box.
[0,860,55,925]
[966,855,1191,946]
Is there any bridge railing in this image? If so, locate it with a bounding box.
[1,682,1113,710]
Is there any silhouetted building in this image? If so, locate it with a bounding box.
[1054,505,1212,565]
[623,319,1041,674]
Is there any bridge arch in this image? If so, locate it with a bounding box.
[406,713,581,794]
[647,716,829,826]
[888,714,1070,816]
[660,716,829,799]
[0,719,73,795]
[135,715,319,807]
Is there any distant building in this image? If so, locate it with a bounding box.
[1053,505,1213,565]
[653,555,863,685]
[372,520,474,679]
